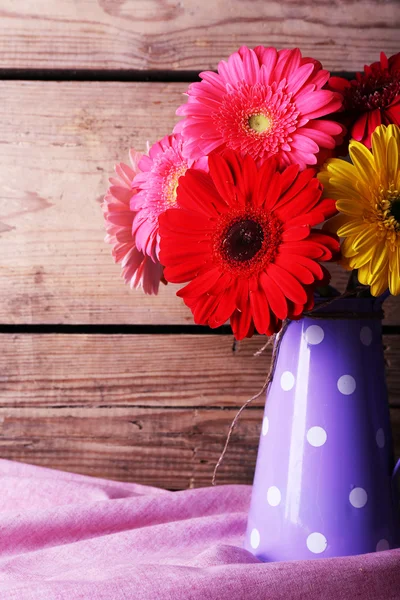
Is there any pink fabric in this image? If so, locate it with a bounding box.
[0,460,399,599]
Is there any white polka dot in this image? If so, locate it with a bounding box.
[305,325,325,345]
[337,375,356,395]
[250,528,260,549]
[349,487,368,508]
[267,486,281,507]
[307,532,327,554]
[307,426,327,447]
[262,417,269,436]
[280,371,295,391]
[376,428,385,449]
[376,539,390,552]
[360,326,373,346]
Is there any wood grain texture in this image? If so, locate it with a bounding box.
[0,80,399,326]
[0,0,398,72]
[1,334,400,408]
[0,406,262,488]
[0,405,399,489]
[1,1,399,493]
[0,332,399,487]
[1,329,399,486]
[0,80,188,325]
[0,334,272,409]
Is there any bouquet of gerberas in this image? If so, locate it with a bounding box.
[102,47,400,563]
[103,47,400,339]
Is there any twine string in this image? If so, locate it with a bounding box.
[211,289,384,486]
[253,335,275,357]
[211,321,289,486]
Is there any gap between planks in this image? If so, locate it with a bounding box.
[0,325,399,335]
[0,69,356,82]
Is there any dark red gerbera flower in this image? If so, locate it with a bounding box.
[159,151,339,340]
[329,52,400,148]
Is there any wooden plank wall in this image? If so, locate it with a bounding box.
[0,1,399,489]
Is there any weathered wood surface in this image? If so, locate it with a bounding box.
[0,81,186,325]
[0,333,399,487]
[0,80,398,326]
[0,334,270,408]
[1,334,400,408]
[1,5,400,490]
[0,406,263,488]
[0,0,398,72]
[0,406,399,489]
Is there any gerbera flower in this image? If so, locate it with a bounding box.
[329,52,400,148]
[102,150,163,295]
[319,124,400,297]
[159,150,339,340]
[131,133,208,260]
[174,46,344,170]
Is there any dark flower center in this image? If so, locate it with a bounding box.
[222,219,264,262]
[390,198,400,223]
[213,209,282,277]
[344,70,400,111]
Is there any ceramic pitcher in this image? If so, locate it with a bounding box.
[245,297,400,561]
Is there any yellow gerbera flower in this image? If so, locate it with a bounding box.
[318,124,400,297]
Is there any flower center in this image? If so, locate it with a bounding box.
[389,197,400,224]
[370,185,400,244]
[164,164,187,206]
[344,71,400,111]
[248,113,272,134]
[213,208,282,276]
[222,219,264,262]
[213,81,299,161]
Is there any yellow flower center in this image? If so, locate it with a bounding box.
[389,196,400,223]
[165,165,187,205]
[170,180,179,201]
[248,113,272,134]
[372,184,400,245]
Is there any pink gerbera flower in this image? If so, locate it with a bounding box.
[131,133,208,260]
[103,150,163,295]
[175,46,344,170]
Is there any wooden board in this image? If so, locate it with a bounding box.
[0,81,187,325]
[0,406,263,488]
[0,332,399,487]
[0,0,398,72]
[0,80,399,326]
[0,405,399,489]
[0,334,272,409]
[1,334,400,408]
[1,6,400,493]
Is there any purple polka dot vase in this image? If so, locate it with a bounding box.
[245,296,400,562]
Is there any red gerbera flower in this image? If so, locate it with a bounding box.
[159,151,339,340]
[329,52,400,148]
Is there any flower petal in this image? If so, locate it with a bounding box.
[267,263,308,304]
